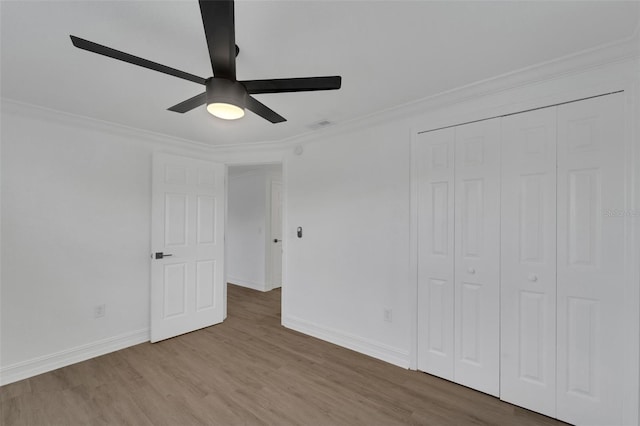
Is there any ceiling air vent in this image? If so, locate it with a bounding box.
[307,119,334,130]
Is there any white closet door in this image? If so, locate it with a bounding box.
[416,128,455,380]
[454,119,501,396]
[500,108,557,417]
[556,94,626,425]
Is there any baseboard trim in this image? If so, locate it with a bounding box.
[0,328,149,386]
[228,277,268,292]
[282,315,410,369]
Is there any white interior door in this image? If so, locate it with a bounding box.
[150,153,226,343]
[500,107,557,417]
[556,93,626,425]
[416,127,456,380]
[269,180,283,289]
[454,118,501,397]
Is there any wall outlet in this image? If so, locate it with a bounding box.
[94,304,106,319]
[384,308,392,323]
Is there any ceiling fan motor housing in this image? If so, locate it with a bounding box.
[206,78,247,109]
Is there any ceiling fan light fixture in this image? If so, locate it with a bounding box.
[206,78,247,120]
[207,102,245,120]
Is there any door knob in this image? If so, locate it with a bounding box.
[467,267,476,274]
[273,239,281,243]
[154,252,173,259]
[528,274,538,282]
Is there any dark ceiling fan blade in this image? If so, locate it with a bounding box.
[199,0,236,80]
[168,92,207,113]
[241,76,342,94]
[246,96,286,123]
[70,36,207,85]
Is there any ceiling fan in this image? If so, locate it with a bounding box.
[70,0,341,123]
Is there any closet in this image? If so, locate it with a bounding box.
[416,92,628,425]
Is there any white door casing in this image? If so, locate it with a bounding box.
[150,153,226,343]
[416,127,456,380]
[556,93,626,425]
[269,180,283,289]
[453,118,501,397]
[500,107,557,417]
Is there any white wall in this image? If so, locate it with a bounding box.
[281,53,640,374]
[227,170,267,291]
[283,120,413,366]
[1,107,153,383]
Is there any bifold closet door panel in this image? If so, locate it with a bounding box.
[500,107,557,417]
[416,128,456,380]
[453,118,501,397]
[556,93,626,425]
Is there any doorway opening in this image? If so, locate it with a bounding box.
[226,163,283,316]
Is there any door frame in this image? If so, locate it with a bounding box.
[266,178,283,291]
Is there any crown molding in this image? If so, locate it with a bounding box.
[204,137,295,154]
[0,97,296,157]
[0,98,215,154]
[276,34,640,147]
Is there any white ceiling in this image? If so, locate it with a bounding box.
[1,1,638,146]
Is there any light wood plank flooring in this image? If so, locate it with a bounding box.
[1,284,567,425]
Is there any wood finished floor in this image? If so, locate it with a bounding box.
[1,284,567,426]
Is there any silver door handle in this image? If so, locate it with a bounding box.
[528,274,538,282]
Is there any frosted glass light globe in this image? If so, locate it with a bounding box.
[207,102,245,120]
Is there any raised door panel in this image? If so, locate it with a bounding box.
[165,194,188,247]
[416,128,455,380]
[556,93,626,425]
[196,196,216,244]
[163,263,187,318]
[454,118,500,397]
[195,260,216,311]
[500,107,557,417]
